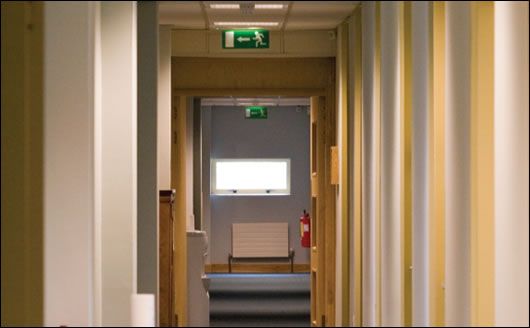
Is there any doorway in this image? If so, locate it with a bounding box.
[169,57,337,327]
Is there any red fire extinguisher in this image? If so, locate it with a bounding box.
[300,210,311,248]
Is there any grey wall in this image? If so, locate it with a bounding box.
[137,0,158,298]
[202,105,311,264]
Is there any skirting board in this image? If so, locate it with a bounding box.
[205,264,310,273]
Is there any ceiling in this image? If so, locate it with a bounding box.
[159,1,359,31]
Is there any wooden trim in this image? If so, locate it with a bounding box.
[205,263,310,273]
[325,66,337,328]
[171,96,188,327]
[338,20,350,326]
[400,2,413,326]
[331,146,339,185]
[429,2,446,326]
[375,2,382,326]
[470,2,495,326]
[172,88,326,97]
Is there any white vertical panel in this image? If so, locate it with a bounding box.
[94,1,103,325]
[100,2,138,325]
[411,2,430,326]
[445,2,471,326]
[158,26,172,190]
[347,14,357,325]
[186,97,194,231]
[335,21,344,324]
[494,2,529,326]
[380,2,402,326]
[361,2,376,326]
[43,2,97,326]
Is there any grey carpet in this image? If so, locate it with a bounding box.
[208,273,310,327]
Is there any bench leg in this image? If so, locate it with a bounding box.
[228,254,232,273]
[290,249,294,273]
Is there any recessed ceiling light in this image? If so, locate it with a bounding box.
[255,4,284,9]
[214,22,279,27]
[209,4,240,9]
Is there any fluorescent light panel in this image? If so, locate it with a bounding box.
[214,21,279,26]
[209,4,284,9]
[255,4,284,9]
[210,4,239,9]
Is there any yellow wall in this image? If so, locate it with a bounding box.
[1,2,44,326]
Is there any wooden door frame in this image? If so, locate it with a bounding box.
[170,57,337,327]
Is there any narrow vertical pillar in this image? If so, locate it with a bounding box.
[470,2,494,326]
[351,6,363,327]
[494,2,529,326]
[411,1,430,326]
[361,2,375,326]
[445,2,471,326]
[400,2,413,326]
[43,2,97,326]
[137,0,159,308]
[380,2,401,325]
[428,2,446,326]
[158,26,172,190]
[100,2,138,325]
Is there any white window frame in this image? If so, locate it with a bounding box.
[211,158,291,196]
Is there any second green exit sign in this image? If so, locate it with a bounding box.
[245,107,268,119]
[223,30,270,49]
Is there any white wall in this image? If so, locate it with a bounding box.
[445,2,471,326]
[100,2,137,325]
[43,2,97,326]
[158,26,172,190]
[361,2,376,326]
[380,2,402,325]
[494,2,529,326]
[411,2,430,326]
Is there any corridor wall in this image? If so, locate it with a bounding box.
[346,1,529,327]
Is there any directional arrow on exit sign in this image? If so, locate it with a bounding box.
[223,30,270,49]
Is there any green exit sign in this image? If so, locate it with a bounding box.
[245,107,268,119]
[223,30,270,49]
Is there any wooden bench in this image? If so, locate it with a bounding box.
[229,223,295,273]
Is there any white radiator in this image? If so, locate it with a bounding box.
[232,223,289,258]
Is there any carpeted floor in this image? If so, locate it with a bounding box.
[208,273,310,327]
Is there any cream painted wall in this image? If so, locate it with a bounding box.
[380,2,402,326]
[361,2,376,326]
[158,26,172,190]
[100,2,137,325]
[43,2,97,326]
[411,2,430,326]
[445,2,471,326]
[494,2,529,326]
